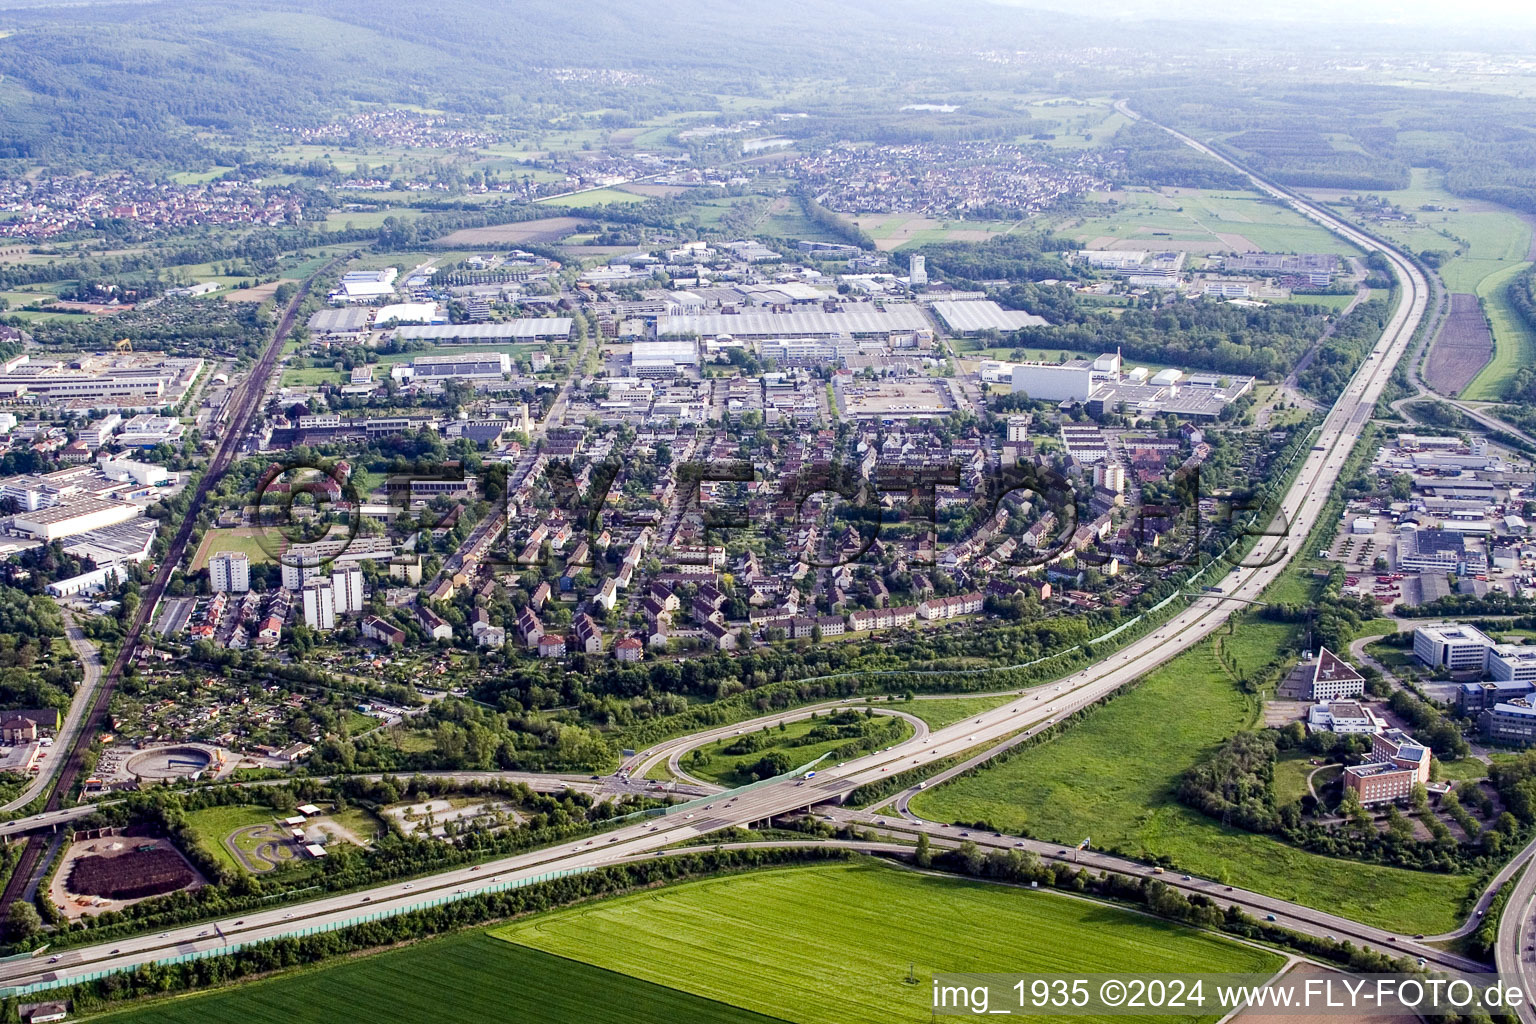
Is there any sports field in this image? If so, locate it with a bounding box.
[94,932,778,1024]
[496,861,1283,1024]
[184,804,288,875]
[189,527,278,572]
[908,617,1477,935]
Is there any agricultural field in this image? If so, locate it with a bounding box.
[849,212,1021,251]
[1424,293,1495,396]
[189,527,279,572]
[94,932,778,1024]
[496,861,1283,1024]
[1048,187,1361,256]
[1301,168,1535,400]
[536,186,648,208]
[432,216,591,246]
[908,615,1478,935]
[1464,262,1536,401]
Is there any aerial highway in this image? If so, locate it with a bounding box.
[0,613,105,815]
[0,109,1443,999]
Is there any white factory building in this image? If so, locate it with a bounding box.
[394,352,512,382]
[1010,352,1122,402]
[632,340,700,378]
[10,497,141,541]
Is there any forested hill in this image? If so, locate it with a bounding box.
[0,0,1109,167]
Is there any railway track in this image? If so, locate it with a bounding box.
[0,261,338,914]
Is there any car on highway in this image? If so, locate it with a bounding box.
[47,956,59,963]
[1266,915,1276,922]
[110,949,120,955]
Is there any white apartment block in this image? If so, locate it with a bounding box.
[331,564,364,615]
[302,578,336,631]
[209,550,250,594]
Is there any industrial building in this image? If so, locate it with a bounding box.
[400,353,512,382]
[930,300,1047,334]
[0,353,203,410]
[9,497,141,541]
[393,320,573,343]
[1010,353,1121,402]
[632,340,700,378]
[307,307,372,340]
[658,306,932,341]
[1396,526,1486,573]
[372,302,440,326]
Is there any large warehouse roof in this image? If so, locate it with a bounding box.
[658,305,931,339]
[394,320,573,342]
[307,307,370,333]
[931,300,1048,334]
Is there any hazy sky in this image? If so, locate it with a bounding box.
[994,0,1536,30]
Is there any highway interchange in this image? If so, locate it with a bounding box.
[6,110,1520,1006]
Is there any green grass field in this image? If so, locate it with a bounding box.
[908,617,1477,934]
[190,528,279,572]
[1462,261,1536,401]
[184,804,285,874]
[496,861,1283,1024]
[687,714,915,787]
[93,932,778,1024]
[1302,168,1534,399]
[904,694,1023,729]
[1050,187,1360,257]
[537,187,648,207]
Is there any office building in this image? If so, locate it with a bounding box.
[1413,623,1496,671]
[1302,647,1366,701]
[909,254,927,287]
[1482,699,1536,746]
[1343,762,1418,806]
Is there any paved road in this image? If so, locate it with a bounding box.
[0,611,105,815]
[827,810,1487,973]
[634,704,932,790]
[0,107,1454,1001]
[0,108,1431,996]
[1497,836,1536,1022]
